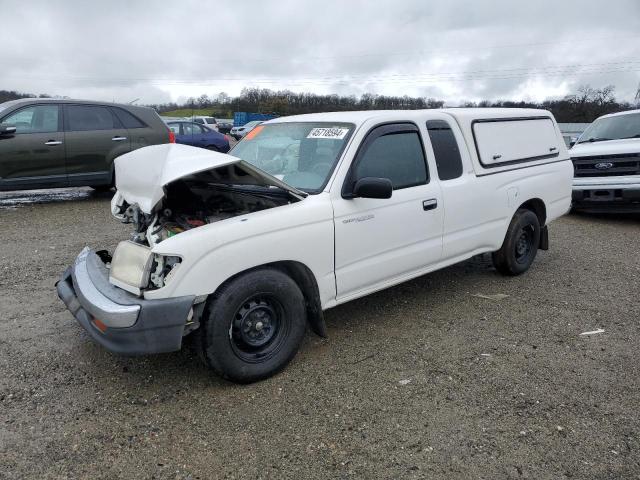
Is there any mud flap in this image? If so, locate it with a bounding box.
[539,226,549,251]
[308,306,328,338]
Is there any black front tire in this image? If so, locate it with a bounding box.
[492,209,541,276]
[196,268,307,383]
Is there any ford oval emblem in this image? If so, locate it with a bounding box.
[594,162,614,170]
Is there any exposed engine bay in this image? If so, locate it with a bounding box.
[107,156,303,293]
[115,176,297,248]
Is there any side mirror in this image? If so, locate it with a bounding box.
[0,125,17,136]
[353,177,393,199]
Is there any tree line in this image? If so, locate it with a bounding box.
[0,90,54,104]
[149,85,640,123]
[2,84,639,123]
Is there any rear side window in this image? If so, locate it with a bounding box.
[473,117,560,167]
[66,105,119,131]
[354,129,427,190]
[112,108,146,129]
[426,120,463,180]
[193,118,204,124]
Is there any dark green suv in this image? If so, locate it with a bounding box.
[0,99,173,191]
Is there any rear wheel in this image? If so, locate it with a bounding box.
[196,268,307,383]
[492,209,541,276]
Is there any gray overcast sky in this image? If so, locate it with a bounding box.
[1,0,639,105]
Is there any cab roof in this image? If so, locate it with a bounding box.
[596,108,640,119]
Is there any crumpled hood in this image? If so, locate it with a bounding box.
[570,138,640,157]
[114,143,306,213]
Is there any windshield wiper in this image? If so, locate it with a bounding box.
[621,134,640,140]
[577,137,612,144]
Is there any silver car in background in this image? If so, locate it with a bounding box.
[230,120,262,140]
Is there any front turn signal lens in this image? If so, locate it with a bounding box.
[92,317,108,333]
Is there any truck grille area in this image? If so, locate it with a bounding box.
[572,153,640,177]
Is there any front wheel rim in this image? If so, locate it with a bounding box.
[229,295,289,363]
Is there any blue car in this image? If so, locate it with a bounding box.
[167,121,230,153]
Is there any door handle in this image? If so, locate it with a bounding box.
[112,136,127,141]
[422,199,437,211]
[44,140,63,146]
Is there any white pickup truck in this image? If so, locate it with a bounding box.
[570,109,640,212]
[57,108,573,383]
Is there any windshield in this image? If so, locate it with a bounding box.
[230,122,354,192]
[578,112,640,143]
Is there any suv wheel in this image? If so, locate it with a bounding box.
[492,209,541,276]
[195,268,307,383]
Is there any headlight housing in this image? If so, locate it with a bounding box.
[109,241,154,295]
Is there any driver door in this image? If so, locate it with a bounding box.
[0,103,66,190]
[332,123,443,300]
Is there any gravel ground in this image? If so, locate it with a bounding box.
[0,189,639,479]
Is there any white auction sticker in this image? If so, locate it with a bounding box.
[307,127,349,140]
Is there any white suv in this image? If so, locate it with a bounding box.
[570,109,640,212]
[191,116,218,131]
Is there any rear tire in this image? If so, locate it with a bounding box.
[196,268,307,383]
[492,209,541,276]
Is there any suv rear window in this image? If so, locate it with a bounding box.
[112,108,146,129]
[67,105,119,131]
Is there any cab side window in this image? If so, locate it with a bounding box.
[66,105,120,132]
[426,120,463,180]
[1,105,60,134]
[353,124,427,190]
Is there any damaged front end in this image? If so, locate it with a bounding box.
[56,144,308,355]
[107,143,306,295]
